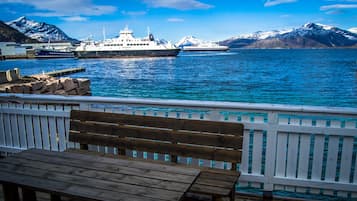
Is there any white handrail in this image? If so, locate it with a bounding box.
[1,93,356,116]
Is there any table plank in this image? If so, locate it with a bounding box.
[14,151,195,183]
[1,158,189,192]
[0,149,200,201]
[0,162,182,201]
[25,149,199,176]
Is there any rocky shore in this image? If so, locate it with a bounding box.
[0,68,91,96]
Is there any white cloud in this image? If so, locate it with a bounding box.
[143,0,213,10]
[348,27,357,33]
[320,4,357,10]
[167,18,184,22]
[121,11,147,16]
[62,16,87,22]
[0,0,117,17]
[264,0,297,7]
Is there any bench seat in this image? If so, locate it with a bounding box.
[69,110,244,201]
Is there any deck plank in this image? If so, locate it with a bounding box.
[15,151,196,183]
[0,149,200,201]
[1,158,189,192]
[0,162,181,201]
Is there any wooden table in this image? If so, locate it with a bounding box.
[0,149,200,201]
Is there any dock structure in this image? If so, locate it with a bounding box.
[43,67,85,77]
[0,67,90,95]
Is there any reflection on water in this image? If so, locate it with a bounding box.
[0,49,357,107]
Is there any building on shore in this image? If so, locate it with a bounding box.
[0,42,27,57]
[22,42,75,52]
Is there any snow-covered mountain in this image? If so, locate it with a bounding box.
[230,29,292,40]
[175,36,205,47]
[0,21,38,43]
[6,16,77,43]
[220,23,357,48]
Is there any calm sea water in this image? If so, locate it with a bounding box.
[1,49,357,108]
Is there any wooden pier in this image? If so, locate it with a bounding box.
[44,67,85,77]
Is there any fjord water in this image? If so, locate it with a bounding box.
[1,49,357,108]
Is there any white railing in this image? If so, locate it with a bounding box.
[0,93,356,199]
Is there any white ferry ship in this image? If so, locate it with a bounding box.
[74,27,180,58]
[182,42,229,51]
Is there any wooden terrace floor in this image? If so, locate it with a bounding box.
[0,186,307,201]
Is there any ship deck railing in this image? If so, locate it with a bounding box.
[0,93,356,200]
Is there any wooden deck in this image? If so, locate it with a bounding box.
[0,187,307,201]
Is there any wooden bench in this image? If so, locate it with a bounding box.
[69,110,244,201]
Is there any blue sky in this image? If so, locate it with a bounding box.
[0,0,356,42]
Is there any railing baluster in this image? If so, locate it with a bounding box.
[9,103,20,148]
[310,120,327,194]
[55,105,66,151]
[39,105,50,150]
[16,104,27,149]
[32,104,42,149]
[264,112,278,194]
[323,120,341,196]
[0,104,6,147]
[24,104,35,149]
[296,119,312,194]
[286,118,300,192]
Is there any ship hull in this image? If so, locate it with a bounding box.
[74,49,180,58]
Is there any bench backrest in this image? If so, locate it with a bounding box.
[69,110,244,170]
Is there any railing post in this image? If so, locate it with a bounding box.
[263,112,278,198]
[207,109,221,121]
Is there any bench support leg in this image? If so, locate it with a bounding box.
[80,143,88,150]
[22,187,37,201]
[3,183,20,201]
[263,191,273,201]
[51,194,61,201]
[230,188,235,201]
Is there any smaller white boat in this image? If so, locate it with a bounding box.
[182,42,229,51]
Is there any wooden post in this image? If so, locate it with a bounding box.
[230,184,236,201]
[22,187,36,201]
[3,183,20,201]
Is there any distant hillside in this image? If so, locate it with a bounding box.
[220,23,357,48]
[7,16,78,43]
[0,21,38,43]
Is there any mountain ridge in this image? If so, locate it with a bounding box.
[0,21,38,43]
[219,23,357,48]
[6,16,78,43]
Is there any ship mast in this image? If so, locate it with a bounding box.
[102,26,106,40]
